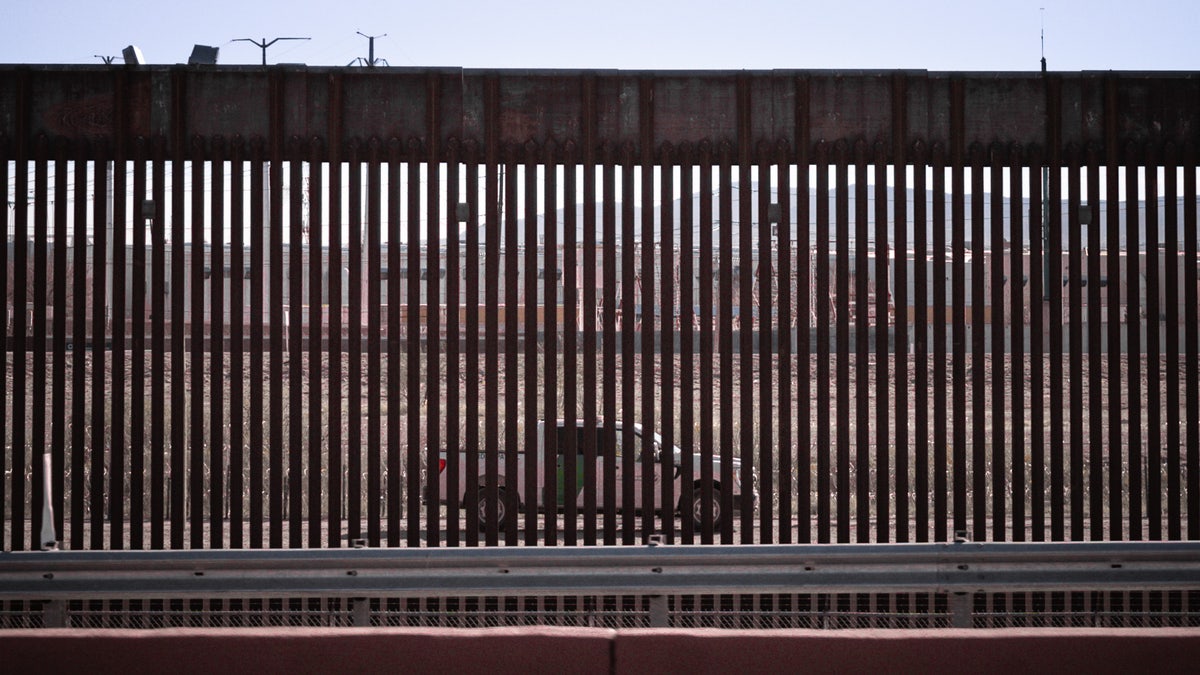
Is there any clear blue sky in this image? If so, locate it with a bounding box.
[2,0,1197,71]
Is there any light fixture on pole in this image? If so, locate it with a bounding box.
[233,36,311,66]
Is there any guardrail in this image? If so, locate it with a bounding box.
[3,541,1200,628]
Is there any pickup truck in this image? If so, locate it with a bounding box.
[435,419,757,531]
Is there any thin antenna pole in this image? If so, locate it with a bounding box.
[233,36,311,65]
[356,32,388,67]
[94,55,117,65]
[1040,7,1047,72]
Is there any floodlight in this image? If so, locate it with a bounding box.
[122,45,145,66]
[188,45,219,65]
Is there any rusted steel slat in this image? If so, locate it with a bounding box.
[12,98,30,551]
[87,146,105,551]
[913,140,929,543]
[1164,144,1181,541]
[815,141,831,544]
[365,139,382,547]
[543,142,558,547]
[1185,145,1199,542]
[782,139,800,546]
[210,139,226,549]
[1029,144,1045,543]
[931,142,948,543]
[717,142,734,546]
[129,139,146,550]
[697,142,714,545]
[659,144,675,543]
[1010,144,1026,543]
[951,138,967,540]
[306,138,323,549]
[267,74,285,550]
[287,138,304,549]
[873,141,889,544]
[525,147,540,546]
[483,99,500,547]
[835,139,850,545]
[400,139,415,548]
[854,140,869,544]
[738,143,754,545]
[1067,144,1084,542]
[641,143,656,543]
[191,136,206,549]
[601,146,617,546]
[248,139,265,550]
[990,145,1007,543]
[464,140,481,545]
[756,144,772,544]
[31,136,48,551]
[445,140,460,548]
[1124,143,1142,542]
[503,148,519,546]
[427,76,443,549]
[561,142,578,547]
[892,76,909,545]
[327,76,345,549]
[1105,84,1124,542]
[1086,148,1103,542]
[678,143,695,545]
[969,143,986,544]
[0,135,8,550]
[346,142,363,544]
[171,118,187,550]
[229,138,245,550]
[71,140,88,549]
[52,139,68,545]
[621,143,636,546]
[581,76,598,548]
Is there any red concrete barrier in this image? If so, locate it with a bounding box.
[0,626,615,675]
[614,628,1200,675]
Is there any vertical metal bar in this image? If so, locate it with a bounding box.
[1184,145,1199,542]
[465,139,481,544]
[602,143,617,546]
[737,114,755,547]
[171,91,188,548]
[698,141,714,545]
[815,141,831,544]
[581,77,598,548]
[483,81,500,547]
[931,142,948,543]
[248,138,265,549]
[1086,145,1103,542]
[756,142,772,545]
[621,142,636,546]
[1165,144,1181,541]
[445,139,461,548]
[1067,143,1084,542]
[1029,144,1045,543]
[52,138,68,545]
[267,76,285,549]
[12,110,30,551]
[913,140,929,543]
[678,143,695,545]
[400,138,415,548]
[0,134,8,550]
[32,134,48,550]
[660,144,675,543]
[426,76,443,549]
[853,139,869,543]
[1009,144,1026,543]
[1125,142,1142,542]
[874,141,890,544]
[210,137,225,549]
[718,141,734,545]
[642,104,658,543]
[504,145,519,546]
[90,144,106,551]
[327,77,345,550]
[190,135,206,549]
[365,138,382,547]
[1048,135,1066,544]
[307,138,323,549]
[562,141,579,546]
[544,142,559,547]
[346,141,363,545]
[288,137,304,549]
[229,137,245,550]
[71,140,89,549]
[990,144,1006,542]
[970,142,986,543]
[525,144,540,545]
[783,138,800,546]
[951,131,967,540]
[835,139,850,545]
[1105,91,1124,541]
[130,138,146,550]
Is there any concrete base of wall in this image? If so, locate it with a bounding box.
[3,627,1199,675]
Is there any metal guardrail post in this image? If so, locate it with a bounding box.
[648,595,668,627]
[42,600,65,628]
[351,598,370,627]
[948,592,972,628]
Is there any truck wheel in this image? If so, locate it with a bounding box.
[477,487,511,532]
[691,487,723,532]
